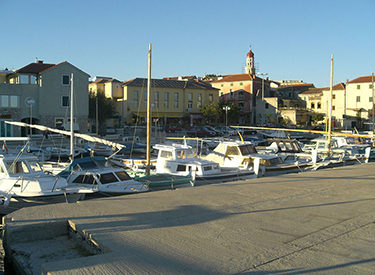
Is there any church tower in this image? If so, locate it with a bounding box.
[245,47,255,76]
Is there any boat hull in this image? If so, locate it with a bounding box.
[0,192,85,216]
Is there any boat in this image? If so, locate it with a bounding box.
[257,138,320,166]
[302,136,371,166]
[0,153,95,215]
[204,139,317,177]
[58,156,149,195]
[151,141,257,184]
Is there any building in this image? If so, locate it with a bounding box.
[211,47,274,125]
[117,78,219,127]
[0,60,90,136]
[345,75,375,130]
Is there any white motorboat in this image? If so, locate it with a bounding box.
[58,156,149,195]
[204,139,316,177]
[0,153,95,215]
[152,142,257,184]
[303,137,371,166]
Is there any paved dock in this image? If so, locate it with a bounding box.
[3,162,375,274]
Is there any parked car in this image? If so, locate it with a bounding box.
[204,126,224,136]
[214,126,237,136]
[165,125,182,133]
[187,126,216,138]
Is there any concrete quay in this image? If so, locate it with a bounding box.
[2,163,375,274]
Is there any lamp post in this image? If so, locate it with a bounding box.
[223,106,231,133]
[257,72,268,126]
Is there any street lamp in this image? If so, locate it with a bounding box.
[223,105,231,133]
[257,72,268,126]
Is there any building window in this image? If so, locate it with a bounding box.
[240,82,243,86]
[230,90,234,100]
[370,84,373,89]
[188,93,193,101]
[357,85,361,90]
[164,92,169,100]
[357,96,361,102]
[133,91,139,99]
[317,102,321,109]
[61,95,69,107]
[197,101,202,109]
[332,94,336,99]
[10,96,18,107]
[311,102,315,109]
[188,101,192,109]
[62,74,70,86]
[20,75,29,84]
[220,91,224,97]
[133,99,138,108]
[174,93,179,109]
[332,106,336,110]
[265,103,269,109]
[144,100,147,108]
[154,91,159,100]
[209,94,213,102]
[239,102,244,111]
[370,97,373,102]
[154,100,159,108]
[164,100,169,108]
[197,93,202,101]
[239,90,244,100]
[0,95,19,108]
[230,83,233,86]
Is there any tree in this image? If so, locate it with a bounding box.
[89,90,116,128]
[218,100,241,125]
[200,102,222,124]
[311,113,325,124]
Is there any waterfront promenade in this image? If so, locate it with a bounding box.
[3,162,375,274]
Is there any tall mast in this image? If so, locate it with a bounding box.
[146,44,152,175]
[70,73,74,161]
[327,55,333,156]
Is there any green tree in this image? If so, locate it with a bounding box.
[89,90,116,127]
[218,100,241,125]
[200,102,222,124]
[311,113,325,124]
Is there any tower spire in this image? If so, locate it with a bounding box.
[246,46,255,76]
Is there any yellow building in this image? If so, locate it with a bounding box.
[118,78,219,126]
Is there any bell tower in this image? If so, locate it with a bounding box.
[246,46,255,76]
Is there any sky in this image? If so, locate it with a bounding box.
[1,0,374,88]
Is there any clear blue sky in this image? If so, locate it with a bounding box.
[1,0,374,88]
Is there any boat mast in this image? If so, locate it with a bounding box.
[70,73,74,161]
[327,55,333,156]
[146,44,152,175]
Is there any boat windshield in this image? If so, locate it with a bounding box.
[176,149,195,159]
[6,161,30,174]
[28,160,43,172]
[239,145,257,155]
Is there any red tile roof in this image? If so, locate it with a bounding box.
[322,82,346,91]
[16,62,56,74]
[347,75,375,84]
[211,74,256,83]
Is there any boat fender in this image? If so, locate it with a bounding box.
[133,164,139,171]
